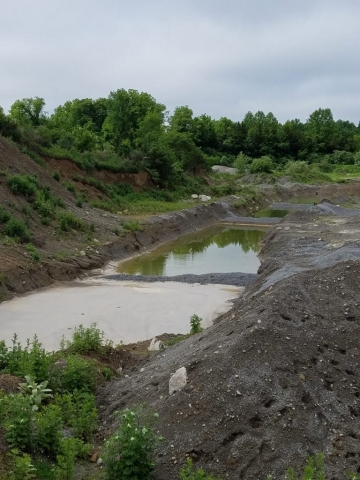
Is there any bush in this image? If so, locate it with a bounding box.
[54,437,91,480]
[61,323,106,355]
[35,404,62,456]
[122,220,142,232]
[233,151,252,173]
[55,391,97,441]
[5,218,31,242]
[6,175,39,196]
[103,405,163,480]
[8,449,37,480]
[249,156,274,174]
[49,355,97,394]
[1,394,34,451]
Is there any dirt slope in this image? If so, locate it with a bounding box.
[98,210,360,479]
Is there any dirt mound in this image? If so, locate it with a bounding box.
[98,213,360,479]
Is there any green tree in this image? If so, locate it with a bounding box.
[9,97,47,127]
[168,106,194,134]
[304,108,337,154]
[104,89,165,154]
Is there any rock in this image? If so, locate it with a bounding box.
[191,194,199,200]
[199,195,211,202]
[148,337,165,351]
[97,458,103,466]
[90,452,99,463]
[169,367,188,395]
[79,250,86,256]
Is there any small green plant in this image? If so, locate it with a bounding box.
[250,156,274,174]
[53,171,61,182]
[1,394,34,451]
[122,220,143,232]
[34,403,62,455]
[18,375,53,411]
[8,449,36,480]
[26,243,40,262]
[285,453,325,480]
[103,404,163,480]
[54,437,91,480]
[190,314,203,335]
[57,212,83,232]
[54,391,98,442]
[179,458,222,480]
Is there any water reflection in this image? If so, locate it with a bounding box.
[117,226,265,276]
[254,209,288,218]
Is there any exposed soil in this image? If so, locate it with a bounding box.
[97,207,360,479]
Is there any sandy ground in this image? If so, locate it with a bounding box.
[0,279,243,350]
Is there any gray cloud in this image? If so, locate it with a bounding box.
[1,0,360,123]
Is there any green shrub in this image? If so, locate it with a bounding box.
[0,206,11,223]
[233,151,252,173]
[285,453,325,480]
[103,405,163,480]
[123,220,142,232]
[52,171,61,182]
[35,404,62,456]
[179,459,222,480]
[1,394,34,451]
[61,323,106,355]
[8,449,37,480]
[54,391,98,442]
[5,218,31,242]
[50,355,96,394]
[190,314,203,335]
[250,156,274,174]
[54,437,91,480]
[6,175,39,196]
[57,212,83,232]
[4,334,51,382]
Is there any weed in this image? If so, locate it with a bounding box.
[18,375,53,411]
[190,314,203,335]
[1,394,33,451]
[123,220,142,232]
[52,171,60,182]
[56,391,97,441]
[8,449,37,480]
[35,404,63,456]
[26,243,40,262]
[103,404,163,480]
[286,453,325,480]
[179,458,222,480]
[57,212,83,232]
[54,438,91,480]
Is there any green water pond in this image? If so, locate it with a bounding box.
[117,226,266,276]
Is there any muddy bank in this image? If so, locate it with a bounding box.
[98,205,360,479]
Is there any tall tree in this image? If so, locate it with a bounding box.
[9,97,47,127]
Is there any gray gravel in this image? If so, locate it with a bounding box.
[223,215,280,224]
[102,272,257,286]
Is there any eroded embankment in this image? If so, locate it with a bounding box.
[97,206,360,480]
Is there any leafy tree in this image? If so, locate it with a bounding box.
[104,89,165,154]
[304,108,337,154]
[9,97,47,127]
[168,106,194,134]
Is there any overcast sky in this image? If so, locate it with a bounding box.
[1,0,360,123]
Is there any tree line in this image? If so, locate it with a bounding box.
[1,90,360,186]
